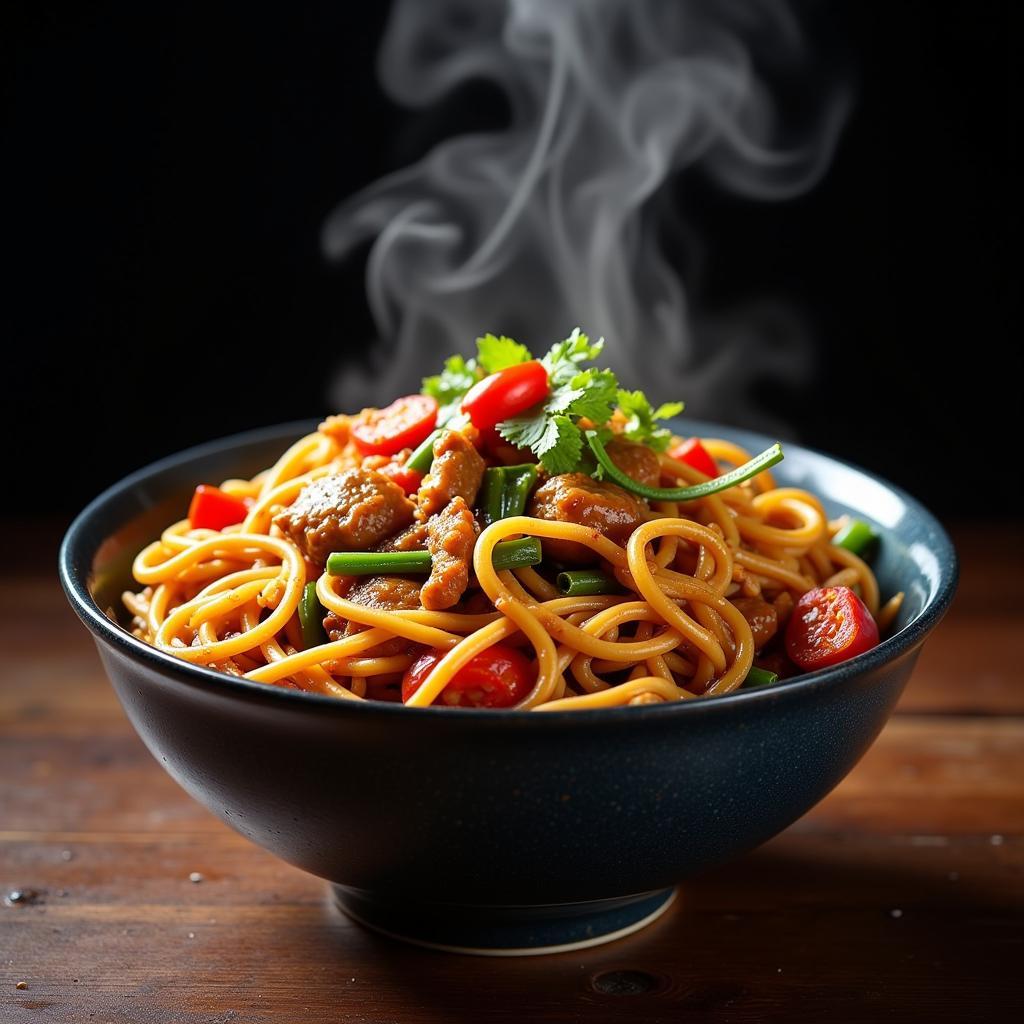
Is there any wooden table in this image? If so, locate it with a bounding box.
[2,524,1021,1023]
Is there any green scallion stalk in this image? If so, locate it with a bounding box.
[502,464,538,518]
[586,430,784,502]
[742,666,780,689]
[298,581,327,649]
[327,550,431,575]
[480,467,507,527]
[556,569,619,596]
[832,519,877,557]
[406,429,442,474]
[489,536,543,570]
[326,537,542,577]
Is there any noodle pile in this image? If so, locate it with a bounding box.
[124,428,901,710]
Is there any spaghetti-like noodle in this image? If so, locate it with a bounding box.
[124,421,895,710]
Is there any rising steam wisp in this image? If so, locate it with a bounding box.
[323,0,850,427]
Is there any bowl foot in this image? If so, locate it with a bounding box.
[331,885,676,956]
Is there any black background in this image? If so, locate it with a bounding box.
[7,1,1018,524]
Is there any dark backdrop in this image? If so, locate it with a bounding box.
[7,1,1018,524]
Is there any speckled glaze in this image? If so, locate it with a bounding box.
[59,420,958,953]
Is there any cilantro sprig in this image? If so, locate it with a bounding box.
[422,327,689,475]
[615,390,684,452]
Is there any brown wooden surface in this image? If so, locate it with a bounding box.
[2,524,1021,1023]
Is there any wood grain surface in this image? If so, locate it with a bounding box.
[2,524,1021,1023]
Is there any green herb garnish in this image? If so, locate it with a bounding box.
[587,430,784,502]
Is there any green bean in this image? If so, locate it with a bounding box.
[556,569,619,596]
[832,519,877,557]
[741,666,780,689]
[298,581,327,648]
[406,429,442,473]
[326,538,542,577]
[502,464,538,518]
[480,467,507,527]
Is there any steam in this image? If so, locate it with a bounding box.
[323,0,850,427]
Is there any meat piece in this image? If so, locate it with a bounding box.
[528,473,647,564]
[415,429,485,521]
[376,521,429,552]
[324,574,423,657]
[274,469,414,565]
[606,439,662,488]
[422,497,479,610]
[732,597,779,652]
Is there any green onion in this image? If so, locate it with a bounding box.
[327,550,431,575]
[480,467,507,527]
[489,536,543,570]
[742,666,780,689]
[556,569,619,596]
[502,464,538,518]
[298,581,327,649]
[586,430,784,502]
[479,464,538,526]
[832,519,877,557]
[406,429,442,473]
[326,537,542,577]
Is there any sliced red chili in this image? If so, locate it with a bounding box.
[188,485,249,531]
[378,461,424,496]
[401,644,534,708]
[669,438,718,478]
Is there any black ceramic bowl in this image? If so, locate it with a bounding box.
[60,420,957,954]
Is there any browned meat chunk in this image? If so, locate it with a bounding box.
[606,438,662,488]
[274,469,414,565]
[378,522,429,552]
[324,575,423,656]
[732,597,779,651]
[416,429,485,521]
[528,473,647,564]
[422,497,479,611]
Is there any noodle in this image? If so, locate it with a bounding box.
[123,407,896,709]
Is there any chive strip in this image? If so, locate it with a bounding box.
[742,666,780,689]
[327,550,431,575]
[556,569,619,596]
[406,429,442,473]
[479,464,538,527]
[832,519,877,556]
[298,581,327,648]
[502,464,538,518]
[489,537,543,571]
[586,430,784,502]
[326,538,542,577]
[480,467,507,527]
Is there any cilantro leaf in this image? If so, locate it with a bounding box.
[615,389,684,451]
[498,342,617,473]
[476,333,531,374]
[563,368,618,424]
[540,328,605,386]
[500,412,583,475]
[422,355,479,424]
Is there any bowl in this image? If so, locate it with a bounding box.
[59,419,957,955]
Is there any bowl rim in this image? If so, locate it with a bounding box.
[59,418,958,723]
